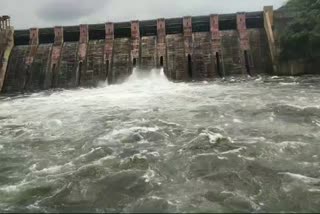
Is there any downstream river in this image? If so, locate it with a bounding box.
[0,70,319,212]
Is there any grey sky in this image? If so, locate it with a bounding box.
[1,0,287,29]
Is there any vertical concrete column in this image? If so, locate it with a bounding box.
[25,28,39,66]
[0,17,4,30]
[22,28,39,90]
[0,16,5,30]
[210,15,221,53]
[237,13,252,75]
[157,19,166,63]
[183,17,193,56]
[157,19,167,73]
[29,28,39,46]
[264,6,274,27]
[105,22,114,82]
[264,6,278,73]
[51,27,64,68]
[0,27,14,92]
[183,16,193,80]
[78,24,89,62]
[131,20,140,67]
[237,13,250,51]
[77,24,89,85]
[0,17,3,30]
[210,15,222,77]
[47,26,63,88]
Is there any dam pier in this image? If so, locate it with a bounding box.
[0,6,295,93]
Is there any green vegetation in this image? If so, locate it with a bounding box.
[280,0,320,61]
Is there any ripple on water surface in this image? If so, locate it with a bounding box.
[0,72,320,213]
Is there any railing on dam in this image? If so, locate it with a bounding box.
[1,7,282,94]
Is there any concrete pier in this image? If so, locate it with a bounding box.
[0,16,14,92]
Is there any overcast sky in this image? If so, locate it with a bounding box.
[1,0,287,29]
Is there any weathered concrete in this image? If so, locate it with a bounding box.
[193,32,213,79]
[3,6,308,93]
[210,15,222,77]
[3,28,52,92]
[140,36,157,70]
[83,40,106,86]
[105,22,114,84]
[25,28,39,66]
[264,6,278,73]
[112,38,131,83]
[0,26,14,92]
[237,13,252,75]
[2,45,29,92]
[23,28,40,90]
[247,29,273,74]
[157,19,167,72]
[47,26,63,89]
[166,34,185,80]
[25,44,52,91]
[78,24,89,86]
[183,17,193,80]
[58,42,79,88]
[131,21,140,67]
[220,30,242,75]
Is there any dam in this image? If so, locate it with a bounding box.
[0,6,293,94]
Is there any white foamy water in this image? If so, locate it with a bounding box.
[0,72,320,213]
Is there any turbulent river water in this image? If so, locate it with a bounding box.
[0,69,320,213]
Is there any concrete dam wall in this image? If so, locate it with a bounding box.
[0,6,286,94]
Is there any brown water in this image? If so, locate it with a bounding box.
[0,70,320,213]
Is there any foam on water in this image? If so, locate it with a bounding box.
[0,73,320,212]
[279,172,320,184]
[125,67,172,90]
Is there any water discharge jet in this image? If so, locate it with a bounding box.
[127,67,168,84]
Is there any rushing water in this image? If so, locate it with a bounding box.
[0,69,320,213]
